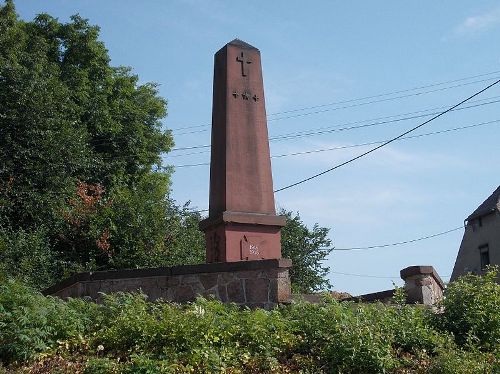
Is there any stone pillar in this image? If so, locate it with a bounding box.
[199,39,285,262]
[400,266,445,305]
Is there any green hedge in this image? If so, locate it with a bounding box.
[1,268,499,373]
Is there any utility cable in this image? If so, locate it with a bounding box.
[172,76,499,135]
[333,226,463,251]
[170,95,500,151]
[171,119,500,168]
[273,79,500,193]
[168,95,500,156]
[169,70,500,131]
[330,271,451,279]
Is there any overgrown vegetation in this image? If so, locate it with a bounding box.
[1,268,499,373]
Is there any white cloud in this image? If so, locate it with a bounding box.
[454,7,500,36]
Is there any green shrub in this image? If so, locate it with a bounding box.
[428,348,497,374]
[0,227,56,290]
[282,300,397,373]
[0,278,95,364]
[436,266,500,351]
[2,271,499,373]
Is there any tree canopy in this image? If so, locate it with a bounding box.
[0,1,206,288]
[280,209,333,293]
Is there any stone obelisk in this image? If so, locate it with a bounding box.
[199,39,286,263]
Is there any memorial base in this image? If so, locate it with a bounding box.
[44,258,292,309]
[199,211,286,263]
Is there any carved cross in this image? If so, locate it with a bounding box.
[236,51,252,77]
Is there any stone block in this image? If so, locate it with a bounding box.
[199,273,219,290]
[245,278,270,303]
[173,285,196,303]
[218,285,228,302]
[226,280,245,303]
[235,270,260,279]
[166,276,180,287]
[181,274,200,284]
[219,272,236,284]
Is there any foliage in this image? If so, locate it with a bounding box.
[2,269,499,373]
[0,227,55,289]
[435,265,500,351]
[0,1,209,288]
[279,209,332,293]
[0,277,97,364]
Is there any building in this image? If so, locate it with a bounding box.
[451,186,500,281]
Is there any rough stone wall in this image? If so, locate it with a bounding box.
[403,273,443,305]
[47,260,292,309]
[399,266,444,306]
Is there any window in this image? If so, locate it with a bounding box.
[479,244,490,271]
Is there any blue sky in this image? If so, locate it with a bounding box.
[16,1,500,295]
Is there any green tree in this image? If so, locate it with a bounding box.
[0,1,194,285]
[279,209,333,293]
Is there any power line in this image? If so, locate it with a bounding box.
[333,226,463,251]
[330,271,451,279]
[171,119,500,168]
[167,94,500,157]
[169,95,500,151]
[269,97,500,142]
[168,70,500,131]
[331,271,400,279]
[267,70,500,117]
[172,77,498,135]
[273,78,500,193]
[267,77,500,122]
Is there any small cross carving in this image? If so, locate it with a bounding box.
[242,91,250,100]
[232,91,239,98]
[236,51,252,77]
[252,94,259,102]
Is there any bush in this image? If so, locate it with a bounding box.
[0,278,96,364]
[435,266,500,351]
[1,272,499,373]
[0,227,56,290]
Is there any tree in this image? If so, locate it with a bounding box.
[0,1,199,287]
[279,209,333,293]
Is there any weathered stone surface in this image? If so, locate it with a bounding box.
[276,277,292,302]
[245,278,270,303]
[218,272,236,284]
[174,285,196,303]
[199,273,219,289]
[181,275,200,284]
[199,40,285,262]
[165,276,180,287]
[47,259,292,309]
[218,285,228,302]
[401,266,444,306]
[226,280,245,303]
[236,270,260,279]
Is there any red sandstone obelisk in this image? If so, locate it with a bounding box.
[199,39,286,263]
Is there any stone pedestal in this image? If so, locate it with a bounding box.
[200,212,285,262]
[400,265,445,305]
[200,39,285,262]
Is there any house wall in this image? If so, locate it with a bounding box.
[451,211,500,281]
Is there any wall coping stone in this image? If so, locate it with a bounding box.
[343,289,395,303]
[43,258,292,296]
[400,265,445,289]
